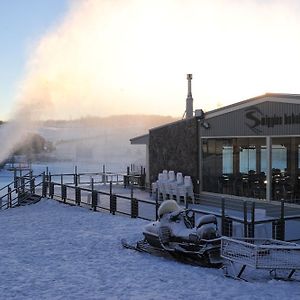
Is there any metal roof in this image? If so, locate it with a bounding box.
[205,93,300,119]
[129,93,300,144]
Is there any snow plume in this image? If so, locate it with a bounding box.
[13,0,300,119]
[2,0,300,163]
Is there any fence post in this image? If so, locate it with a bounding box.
[8,187,12,208]
[75,187,81,206]
[272,219,285,241]
[243,201,248,238]
[102,164,106,185]
[273,201,285,241]
[48,172,52,196]
[251,202,255,238]
[109,181,116,214]
[14,169,17,188]
[42,172,47,197]
[17,190,22,206]
[141,173,146,190]
[29,169,33,185]
[130,185,138,218]
[21,176,25,194]
[92,190,98,211]
[130,184,134,200]
[280,200,285,241]
[247,202,255,238]
[155,188,159,220]
[49,183,54,199]
[124,167,130,188]
[61,185,67,203]
[221,197,225,235]
[131,198,138,218]
[30,174,35,194]
[221,197,233,237]
[224,216,233,237]
[91,177,94,191]
[110,194,116,215]
[74,166,78,187]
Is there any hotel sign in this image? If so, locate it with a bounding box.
[245,106,300,134]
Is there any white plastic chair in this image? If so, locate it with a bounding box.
[158,172,168,200]
[176,175,194,205]
[184,176,194,203]
[162,170,168,181]
[173,172,184,203]
[151,180,158,198]
[165,170,176,199]
[151,173,162,198]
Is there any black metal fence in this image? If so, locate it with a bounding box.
[1,169,300,242]
[0,171,45,209]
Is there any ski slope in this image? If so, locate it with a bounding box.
[0,199,300,300]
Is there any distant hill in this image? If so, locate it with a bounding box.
[36,114,179,164]
[42,115,178,130]
[2,115,179,166]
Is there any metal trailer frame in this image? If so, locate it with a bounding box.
[221,237,300,280]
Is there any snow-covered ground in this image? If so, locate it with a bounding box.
[1,199,299,300]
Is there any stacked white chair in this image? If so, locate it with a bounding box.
[160,170,169,200]
[176,175,195,205]
[151,176,159,197]
[165,170,176,199]
[174,173,184,203]
[151,171,194,204]
[184,176,195,203]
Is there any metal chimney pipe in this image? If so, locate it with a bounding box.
[186,74,193,119]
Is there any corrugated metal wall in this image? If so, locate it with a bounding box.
[201,101,300,137]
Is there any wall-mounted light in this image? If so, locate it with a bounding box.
[195,109,205,119]
[201,121,210,129]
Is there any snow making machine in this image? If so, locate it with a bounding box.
[221,237,300,280]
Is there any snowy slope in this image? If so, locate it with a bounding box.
[0,200,299,300]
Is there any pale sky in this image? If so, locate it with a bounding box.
[1,0,300,120]
[0,0,69,120]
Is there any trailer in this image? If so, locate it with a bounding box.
[221,237,300,280]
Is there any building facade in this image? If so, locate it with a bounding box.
[131,93,300,202]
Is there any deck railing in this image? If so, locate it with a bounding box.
[0,172,45,209]
[1,169,300,242]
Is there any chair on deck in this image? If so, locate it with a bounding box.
[165,171,176,199]
[176,175,194,205]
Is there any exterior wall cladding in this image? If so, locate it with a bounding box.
[202,101,300,137]
[149,118,199,193]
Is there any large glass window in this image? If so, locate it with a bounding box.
[202,136,300,202]
[222,146,233,174]
[240,147,256,173]
[272,144,287,171]
[202,137,266,199]
[271,137,300,202]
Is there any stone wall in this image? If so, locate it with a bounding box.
[149,118,199,193]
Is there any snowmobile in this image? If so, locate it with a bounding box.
[122,200,222,268]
